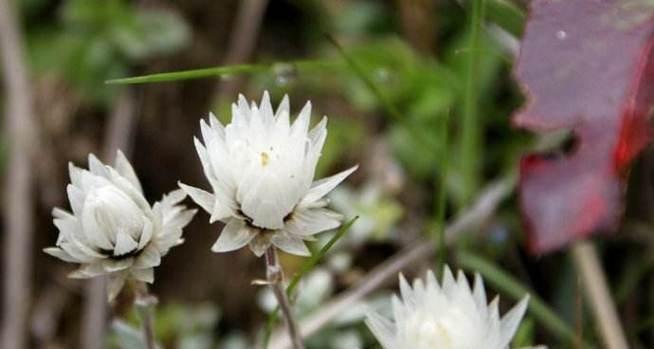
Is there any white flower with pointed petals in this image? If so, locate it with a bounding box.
[44,151,197,300]
[180,92,357,257]
[366,268,544,349]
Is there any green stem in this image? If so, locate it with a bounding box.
[434,111,451,275]
[460,0,485,205]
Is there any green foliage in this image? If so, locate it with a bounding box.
[26,0,189,102]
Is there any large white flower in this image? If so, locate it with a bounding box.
[44,151,197,300]
[179,92,357,257]
[366,268,543,349]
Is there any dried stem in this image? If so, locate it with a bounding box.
[265,247,305,349]
[217,0,269,101]
[81,278,107,349]
[0,0,38,348]
[572,241,629,349]
[81,87,137,349]
[133,281,158,349]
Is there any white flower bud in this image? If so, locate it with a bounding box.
[44,151,197,300]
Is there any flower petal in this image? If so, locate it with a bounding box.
[178,182,214,214]
[133,245,161,268]
[43,247,78,263]
[365,310,396,349]
[132,268,154,283]
[499,295,530,348]
[211,219,257,253]
[300,165,358,207]
[114,150,143,192]
[107,272,128,301]
[285,207,342,237]
[271,234,310,256]
[114,231,138,257]
[248,233,272,257]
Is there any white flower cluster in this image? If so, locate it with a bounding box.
[44,92,541,348]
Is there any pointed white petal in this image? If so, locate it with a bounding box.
[365,310,396,349]
[284,208,342,237]
[114,231,138,257]
[291,101,311,136]
[271,234,310,256]
[107,272,128,301]
[177,182,214,214]
[138,218,154,250]
[66,184,85,216]
[211,219,256,253]
[43,247,78,263]
[275,95,290,122]
[88,153,109,177]
[132,268,154,283]
[260,90,274,122]
[499,295,530,348]
[248,233,272,257]
[133,245,161,268]
[300,165,358,206]
[102,258,134,273]
[114,150,143,192]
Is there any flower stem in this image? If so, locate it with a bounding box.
[132,281,158,349]
[264,247,305,349]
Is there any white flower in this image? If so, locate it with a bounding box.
[366,268,543,349]
[44,151,197,300]
[179,92,357,257]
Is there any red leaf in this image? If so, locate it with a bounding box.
[513,0,654,253]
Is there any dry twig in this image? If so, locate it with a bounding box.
[572,241,630,349]
[216,0,269,101]
[80,90,137,349]
[0,1,38,348]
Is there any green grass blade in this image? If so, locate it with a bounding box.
[434,111,451,276]
[106,64,269,84]
[262,216,359,349]
[457,250,582,346]
[106,60,338,85]
[460,0,485,205]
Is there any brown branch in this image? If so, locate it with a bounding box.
[0,1,39,348]
[268,178,514,349]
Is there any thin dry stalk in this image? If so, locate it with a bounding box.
[133,281,158,349]
[216,0,269,101]
[572,241,630,349]
[0,1,38,348]
[265,247,305,349]
[80,88,137,349]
